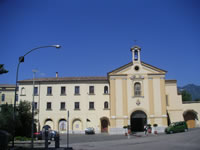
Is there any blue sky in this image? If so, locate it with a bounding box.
[0,0,200,86]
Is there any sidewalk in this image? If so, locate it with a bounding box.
[9,140,58,149]
[9,132,162,149]
[128,131,162,137]
[58,132,163,149]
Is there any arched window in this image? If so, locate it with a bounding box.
[134,82,141,96]
[59,119,67,131]
[104,86,108,94]
[21,87,26,95]
[134,50,138,61]
[104,101,109,109]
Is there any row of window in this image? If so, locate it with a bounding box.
[0,83,140,102]
[34,101,109,110]
[1,94,18,102]
[21,86,109,96]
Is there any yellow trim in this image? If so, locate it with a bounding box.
[110,79,116,127]
[122,79,128,125]
[167,109,183,111]
[142,81,144,96]
[160,79,167,126]
[148,79,155,124]
[110,75,127,79]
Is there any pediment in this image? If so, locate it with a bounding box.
[108,61,167,76]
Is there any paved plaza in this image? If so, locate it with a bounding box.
[10,128,200,150]
[57,128,200,150]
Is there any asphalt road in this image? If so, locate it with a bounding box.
[59,133,128,144]
[58,128,200,150]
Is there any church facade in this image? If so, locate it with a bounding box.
[18,45,200,134]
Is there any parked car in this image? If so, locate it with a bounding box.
[34,130,58,140]
[85,127,95,134]
[165,121,188,134]
[49,130,59,140]
[34,131,42,140]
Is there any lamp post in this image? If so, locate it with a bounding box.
[12,45,61,147]
[31,69,37,148]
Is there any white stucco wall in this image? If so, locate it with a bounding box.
[165,82,184,122]
[19,82,110,133]
[182,102,200,127]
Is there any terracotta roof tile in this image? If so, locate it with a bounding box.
[0,84,16,88]
[18,76,108,83]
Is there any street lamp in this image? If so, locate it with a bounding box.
[12,45,61,147]
[31,69,37,149]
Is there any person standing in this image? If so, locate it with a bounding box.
[144,125,148,135]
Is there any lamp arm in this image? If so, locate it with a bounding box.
[23,45,59,57]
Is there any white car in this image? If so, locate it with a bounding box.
[85,127,95,134]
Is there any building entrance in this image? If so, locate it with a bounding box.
[183,110,198,128]
[100,117,110,133]
[131,110,147,132]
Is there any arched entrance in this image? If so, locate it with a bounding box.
[183,110,198,128]
[72,119,82,133]
[44,119,54,130]
[100,117,110,133]
[131,110,147,132]
[58,119,67,132]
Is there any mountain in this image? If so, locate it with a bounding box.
[178,84,200,101]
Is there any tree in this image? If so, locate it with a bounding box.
[0,64,8,74]
[0,101,36,137]
[0,104,14,134]
[15,101,33,137]
[181,90,192,101]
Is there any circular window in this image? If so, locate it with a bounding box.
[134,66,139,71]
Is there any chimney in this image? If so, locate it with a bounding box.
[56,72,58,78]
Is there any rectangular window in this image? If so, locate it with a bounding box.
[16,94,18,101]
[34,102,38,109]
[75,86,80,95]
[60,102,66,110]
[74,102,80,110]
[89,102,94,110]
[61,87,66,95]
[47,87,52,95]
[166,95,169,106]
[46,102,52,110]
[89,86,94,94]
[1,94,5,102]
[135,91,141,96]
[34,87,38,95]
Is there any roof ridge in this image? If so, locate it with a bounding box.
[18,76,108,82]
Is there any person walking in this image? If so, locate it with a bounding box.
[144,125,148,136]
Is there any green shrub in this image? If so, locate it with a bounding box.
[153,124,158,127]
[15,136,32,141]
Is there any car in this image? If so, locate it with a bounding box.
[49,130,59,140]
[85,127,95,134]
[165,121,188,134]
[34,131,42,140]
[34,130,58,141]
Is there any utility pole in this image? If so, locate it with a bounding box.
[66,110,73,150]
[31,69,37,148]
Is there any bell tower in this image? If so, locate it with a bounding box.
[130,45,141,65]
